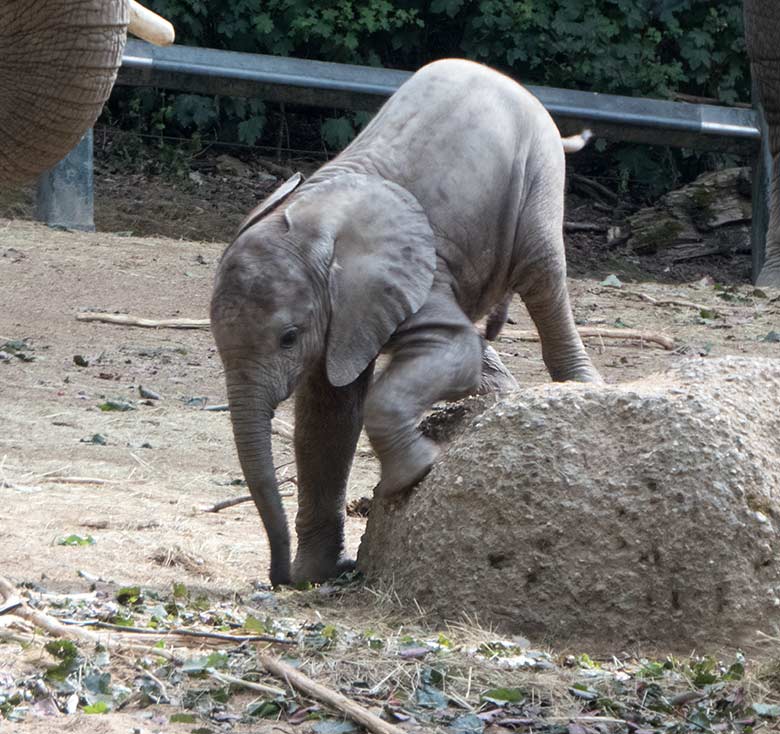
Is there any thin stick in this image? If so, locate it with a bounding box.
[618,291,708,312]
[62,619,295,645]
[563,222,607,233]
[39,476,127,485]
[498,326,675,351]
[203,486,295,513]
[259,653,407,734]
[76,313,210,329]
[208,669,286,698]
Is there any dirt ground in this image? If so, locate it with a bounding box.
[2,214,779,601]
[2,155,780,732]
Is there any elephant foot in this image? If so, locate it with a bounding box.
[477,344,519,394]
[756,265,780,288]
[292,553,353,585]
[374,435,439,498]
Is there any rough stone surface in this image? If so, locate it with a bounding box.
[357,357,780,652]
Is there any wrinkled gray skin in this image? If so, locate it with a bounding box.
[744,0,780,286]
[211,59,601,587]
[0,0,127,184]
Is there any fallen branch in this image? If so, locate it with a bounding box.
[498,326,675,351]
[76,313,210,329]
[62,619,296,645]
[563,221,608,233]
[203,486,295,513]
[208,668,287,698]
[260,653,407,734]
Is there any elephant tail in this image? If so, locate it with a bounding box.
[561,129,593,153]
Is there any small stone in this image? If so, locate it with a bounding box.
[73,354,89,367]
[139,385,161,400]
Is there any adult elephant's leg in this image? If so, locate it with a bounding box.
[364,287,484,498]
[744,0,780,285]
[292,362,373,584]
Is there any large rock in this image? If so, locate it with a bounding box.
[357,358,780,652]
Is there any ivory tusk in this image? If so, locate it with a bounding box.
[127,0,175,46]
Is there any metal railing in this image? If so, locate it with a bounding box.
[36,39,770,271]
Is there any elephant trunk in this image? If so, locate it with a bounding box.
[225,373,291,586]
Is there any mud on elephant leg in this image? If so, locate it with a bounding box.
[364,289,484,499]
[292,363,373,584]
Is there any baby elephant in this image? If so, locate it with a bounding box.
[210,58,601,586]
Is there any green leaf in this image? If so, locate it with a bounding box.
[244,615,268,634]
[481,687,525,705]
[172,581,189,599]
[109,614,135,627]
[246,700,281,718]
[170,713,198,723]
[98,400,135,412]
[238,114,266,146]
[321,117,355,150]
[116,586,143,605]
[58,534,95,546]
[698,308,720,320]
[83,701,109,714]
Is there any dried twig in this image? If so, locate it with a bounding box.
[208,668,287,698]
[259,653,407,734]
[497,326,675,350]
[76,313,210,329]
[62,619,296,645]
[563,221,608,233]
[569,173,619,204]
[630,292,707,311]
[203,486,295,513]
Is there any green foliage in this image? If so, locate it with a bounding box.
[106,0,749,192]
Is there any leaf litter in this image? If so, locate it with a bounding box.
[1,574,778,733]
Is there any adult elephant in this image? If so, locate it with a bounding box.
[0,0,173,185]
[744,0,780,286]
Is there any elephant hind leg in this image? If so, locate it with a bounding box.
[519,272,601,383]
[364,287,483,498]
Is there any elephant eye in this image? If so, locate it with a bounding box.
[279,327,299,349]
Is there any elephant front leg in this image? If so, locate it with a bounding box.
[364,289,484,498]
[292,362,373,584]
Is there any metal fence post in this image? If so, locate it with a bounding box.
[34,129,95,232]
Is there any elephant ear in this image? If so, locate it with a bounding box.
[236,172,304,236]
[286,174,437,387]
